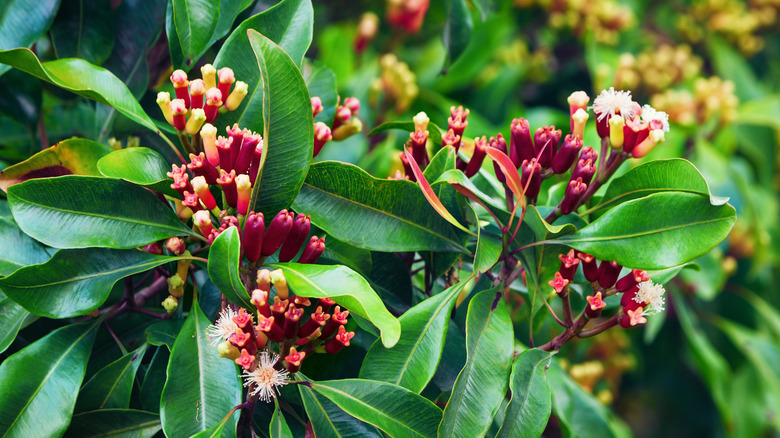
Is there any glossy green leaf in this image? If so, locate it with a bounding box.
[207,227,253,309]
[496,349,553,438]
[0,48,157,131]
[270,400,293,438]
[50,0,114,64]
[359,277,473,392]
[97,147,177,196]
[246,29,314,217]
[588,159,715,215]
[0,0,61,76]
[320,236,373,274]
[0,248,193,318]
[0,217,50,353]
[368,121,445,147]
[214,0,313,131]
[547,363,615,438]
[0,69,42,128]
[208,0,253,46]
[140,348,169,412]
[76,344,148,412]
[298,379,383,438]
[65,409,161,438]
[306,379,443,438]
[269,263,401,348]
[474,229,502,275]
[160,299,241,437]
[0,138,111,192]
[557,192,736,270]
[189,407,239,438]
[0,321,97,437]
[145,319,185,349]
[444,0,473,66]
[439,289,513,438]
[172,0,219,65]
[307,66,338,125]
[293,161,466,252]
[7,175,198,249]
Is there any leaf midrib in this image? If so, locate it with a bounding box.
[500,354,550,435]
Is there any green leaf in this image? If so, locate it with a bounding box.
[359,277,473,392]
[213,0,313,131]
[0,69,42,128]
[188,406,239,438]
[140,348,169,412]
[496,349,553,438]
[160,299,242,437]
[293,161,466,252]
[320,236,373,275]
[306,379,443,438]
[715,319,780,400]
[7,175,198,249]
[65,409,161,438]
[439,289,514,438]
[246,29,314,217]
[0,217,49,353]
[145,319,185,349]
[547,363,615,438]
[298,379,383,438]
[707,36,764,101]
[0,138,112,192]
[0,248,193,318]
[307,66,338,125]
[97,147,177,196]
[556,192,736,270]
[50,0,114,64]
[207,227,253,309]
[75,344,148,412]
[0,48,157,131]
[269,263,401,348]
[0,321,97,437]
[172,0,220,65]
[588,159,716,215]
[368,121,445,147]
[474,228,502,275]
[444,0,474,66]
[270,400,293,438]
[0,0,61,76]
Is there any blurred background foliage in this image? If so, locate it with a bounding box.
[1,0,779,436]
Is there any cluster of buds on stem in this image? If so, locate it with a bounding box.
[208,269,355,401]
[547,249,665,333]
[140,237,192,313]
[239,209,326,265]
[157,65,247,137]
[592,88,668,159]
[371,54,418,113]
[311,95,362,158]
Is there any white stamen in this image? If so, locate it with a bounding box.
[592,87,638,121]
[207,307,239,345]
[633,281,666,315]
[640,104,670,132]
[243,351,289,402]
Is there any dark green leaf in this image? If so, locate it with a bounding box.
[0,69,42,128]
[7,175,198,249]
[307,66,338,125]
[207,227,253,309]
[246,29,314,217]
[171,0,220,66]
[270,263,401,348]
[496,349,553,438]
[97,147,178,196]
[270,401,293,438]
[213,0,313,131]
[0,138,111,192]
[306,379,443,438]
[474,228,501,275]
[0,217,51,276]
[145,319,185,349]
[160,299,242,437]
[298,379,383,438]
[439,289,513,438]
[293,161,466,252]
[359,277,473,392]
[0,292,29,355]
[589,159,715,215]
[320,236,373,274]
[50,0,114,64]
[443,0,473,66]
[140,347,169,412]
[0,0,61,76]
[0,48,157,131]
[0,248,193,318]
[0,321,97,436]
[557,192,736,269]
[65,409,161,438]
[76,344,148,412]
